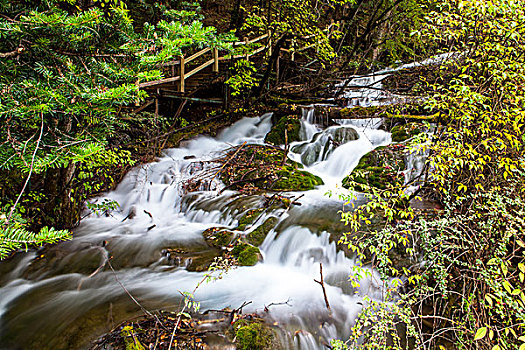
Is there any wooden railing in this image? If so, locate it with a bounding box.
[138,25,335,92]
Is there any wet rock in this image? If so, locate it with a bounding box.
[218,144,323,192]
[292,126,359,166]
[237,208,265,230]
[391,123,422,142]
[121,325,146,350]
[271,165,323,191]
[342,144,406,192]
[202,227,235,248]
[264,115,301,145]
[246,217,279,246]
[233,318,280,350]
[232,243,261,266]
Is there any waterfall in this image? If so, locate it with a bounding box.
[0,58,436,347]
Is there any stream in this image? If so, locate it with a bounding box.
[0,67,429,349]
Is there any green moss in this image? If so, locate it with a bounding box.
[232,243,260,266]
[339,105,384,117]
[121,326,145,350]
[273,167,324,191]
[219,145,323,192]
[237,208,264,230]
[342,145,406,191]
[203,227,234,248]
[264,115,301,145]
[234,320,275,350]
[246,217,278,246]
[391,123,422,142]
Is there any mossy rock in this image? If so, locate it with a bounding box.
[292,126,359,166]
[237,208,264,230]
[272,166,324,191]
[246,217,279,246]
[232,243,261,266]
[391,123,422,142]
[218,145,323,193]
[339,105,386,118]
[264,115,301,145]
[342,145,406,192]
[233,319,276,350]
[202,227,235,248]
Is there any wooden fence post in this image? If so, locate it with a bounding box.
[268,30,272,57]
[179,55,185,93]
[244,37,249,61]
[213,48,219,72]
[291,38,296,61]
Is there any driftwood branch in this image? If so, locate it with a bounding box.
[314,262,331,314]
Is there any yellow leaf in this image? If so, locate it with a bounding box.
[504,281,513,294]
[520,344,525,350]
[519,263,525,273]
[475,327,488,340]
[492,345,501,350]
[510,328,517,338]
[485,295,493,307]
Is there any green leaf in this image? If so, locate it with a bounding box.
[474,327,488,340]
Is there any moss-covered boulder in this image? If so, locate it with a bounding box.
[237,208,264,230]
[391,123,422,142]
[121,325,145,350]
[202,227,235,248]
[272,165,323,191]
[218,144,323,192]
[264,115,301,145]
[233,319,277,350]
[342,144,406,192]
[291,126,359,166]
[246,217,279,246]
[232,243,261,266]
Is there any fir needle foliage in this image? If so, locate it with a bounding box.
[0,0,234,259]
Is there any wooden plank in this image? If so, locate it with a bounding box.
[298,43,316,52]
[139,76,180,88]
[233,33,268,46]
[185,59,214,79]
[249,45,267,56]
[248,33,268,44]
[180,55,185,92]
[163,95,223,104]
[186,47,211,64]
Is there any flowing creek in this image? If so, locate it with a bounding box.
[0,66,433,349]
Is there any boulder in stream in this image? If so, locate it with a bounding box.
[264,114,301,145]
[291,126,359,166]
[217,144,323,192]
[342,144,406,192]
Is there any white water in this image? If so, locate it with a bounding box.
[0,110,398,349]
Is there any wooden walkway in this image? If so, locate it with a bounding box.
[135,26,337,111]
[138,32,272,93]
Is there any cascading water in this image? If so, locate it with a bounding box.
[0,50,450,349]
[0,109,396,350]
